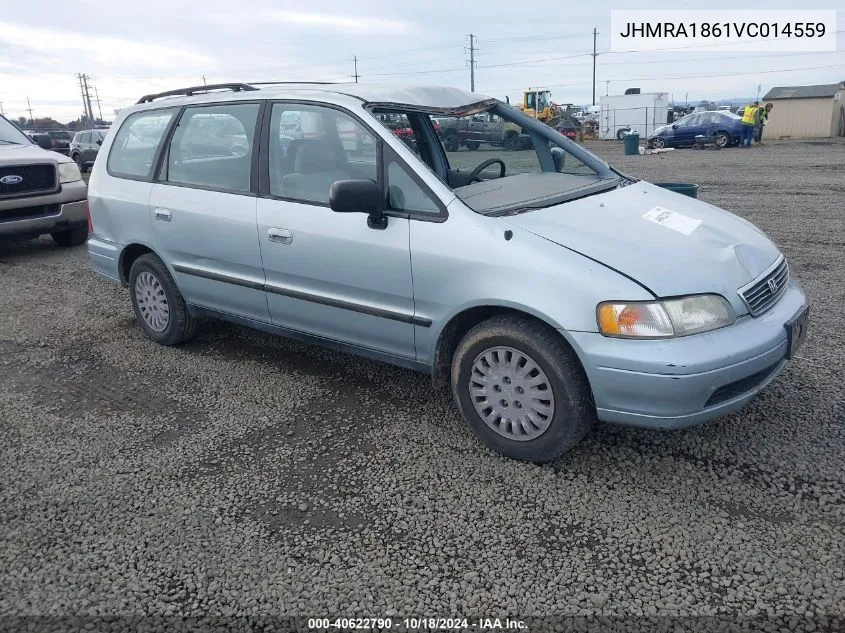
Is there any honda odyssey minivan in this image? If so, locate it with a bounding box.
[87,82,808,462]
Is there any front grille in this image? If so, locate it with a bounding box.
[739,257,789,316]
[0,164,58,197]
[0,203,61,223]
[704,361,781,408]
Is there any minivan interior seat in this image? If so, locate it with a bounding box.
[280,140,350,204]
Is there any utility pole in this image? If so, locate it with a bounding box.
[467,34,477,92]
[82,75,93,121]
[591,28,598,106]
[26,97,34,124]
[94,85,103,121]
[0,102,4,116]
[77,73,87,123]
[203,74,207,86]
[605,80,610,96]
[350,56,360,83]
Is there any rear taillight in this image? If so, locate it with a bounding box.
[87,202,93,233]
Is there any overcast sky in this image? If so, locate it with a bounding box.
[1,0,843,122]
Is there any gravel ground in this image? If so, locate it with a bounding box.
[1,139,843,632]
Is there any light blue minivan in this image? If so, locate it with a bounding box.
[88,83,808,461]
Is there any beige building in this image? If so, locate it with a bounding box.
[760,82,845,139]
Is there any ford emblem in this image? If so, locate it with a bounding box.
[0,174,24,185]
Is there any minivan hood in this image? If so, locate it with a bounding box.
[504,182,779,313]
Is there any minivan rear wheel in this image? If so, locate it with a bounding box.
[450,315,594,462]
[129,253,196,346]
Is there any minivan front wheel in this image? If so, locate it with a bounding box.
[129,254,196,346]
[450,315,594,462]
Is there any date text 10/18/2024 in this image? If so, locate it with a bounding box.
[308,617,527,630]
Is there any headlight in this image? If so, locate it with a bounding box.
[597,295,735,338]
[58,162,82,183]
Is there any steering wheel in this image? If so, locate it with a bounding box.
[468,158,506,182]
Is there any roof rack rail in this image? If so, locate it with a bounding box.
[246,81,342,86]
[136,83,258,104]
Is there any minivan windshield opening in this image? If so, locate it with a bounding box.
[374,102,620,216]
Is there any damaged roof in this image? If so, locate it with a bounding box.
[263,83,495,111]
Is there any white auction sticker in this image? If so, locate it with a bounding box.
[642,207,702,235]
[611,10,837,52]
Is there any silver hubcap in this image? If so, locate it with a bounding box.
[653,138,665,148]
[134,271,170,332]
[469,346,555,441]
[716,134,728,147]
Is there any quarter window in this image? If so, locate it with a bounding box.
[386,160,439,214]
[269,104,377,204]
[107,109,176,179]
[164,103,259,193]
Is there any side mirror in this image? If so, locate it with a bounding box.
[329,179,386,229]
[34,134,53,150]
[96,139,102,146]
[551,146,566,172]
[671,124,678,130]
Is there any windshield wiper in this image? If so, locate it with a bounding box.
[0,140,22,145]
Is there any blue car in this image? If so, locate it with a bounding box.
[648,111,743,149]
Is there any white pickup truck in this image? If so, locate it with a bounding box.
[0,115,88,246]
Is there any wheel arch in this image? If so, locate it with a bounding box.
[430,303,586,388]
[118,242,158,287]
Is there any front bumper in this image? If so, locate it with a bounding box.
[0,180,88,238]
[565,280,807,429]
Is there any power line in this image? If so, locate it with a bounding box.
[486,63,845,94]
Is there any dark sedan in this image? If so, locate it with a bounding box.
[648,111,743,149]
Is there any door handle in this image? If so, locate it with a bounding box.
[267,228,293,244]
[154,208,172,222]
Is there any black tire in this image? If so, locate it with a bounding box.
[616,127,630,140]
[450,314,594,462]
[50,225,88,247]
[466,142,480,151]
[73,153,88,173]
[128,253,197,346]
[444,133,459,152]
[714,132,730,148]
[504,132,521,151]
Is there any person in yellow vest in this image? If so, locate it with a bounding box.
[740,102,759,147]
[756,103,773,144]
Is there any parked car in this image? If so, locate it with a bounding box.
[0,115,88,246]
[648,111,743,149]
[87,83,807,462]
[70,129,107,172]
[440,112,528,151]
[554,119,579,140]
[44,130,73,156]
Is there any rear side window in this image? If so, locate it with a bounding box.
[108,109,176,179]
[164,103,260,194]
